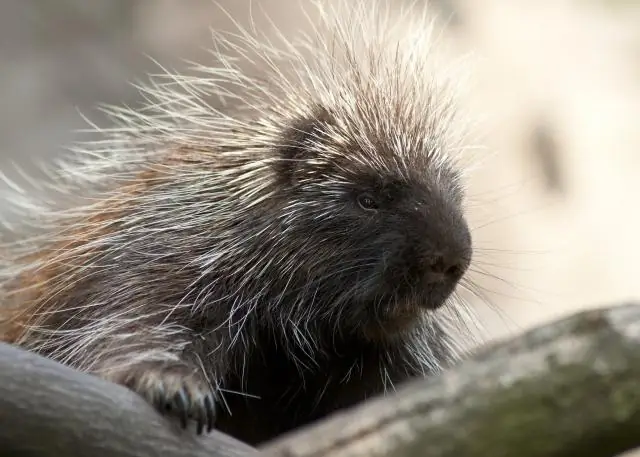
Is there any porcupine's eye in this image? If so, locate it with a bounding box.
[357,193,379,211]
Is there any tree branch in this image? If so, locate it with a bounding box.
[1,304,638,457]
[261,303,640,457]
[0,342,258,457]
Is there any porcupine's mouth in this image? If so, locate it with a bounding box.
[361,304,421,341]
[361,287,454,342]
[360,296,422,341]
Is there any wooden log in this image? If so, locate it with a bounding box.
[0,341,258,457]
[261,304,640,457]
[1,304,638,457]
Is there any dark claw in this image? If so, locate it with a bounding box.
[204,394,216,433]
[196,411,205,436]
[174,389,189,429]
[194,394,205,435]
[131,367,217,434]
[193,392,217,435]
[152,384,166,411]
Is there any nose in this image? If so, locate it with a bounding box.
[424,252,470,284]
[423,220,472,286]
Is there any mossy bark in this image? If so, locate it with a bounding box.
[261,304,640,457]
[0,304,638,457]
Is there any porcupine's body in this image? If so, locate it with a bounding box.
[0,0,475,445]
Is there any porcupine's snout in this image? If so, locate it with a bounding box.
[417,207,472,310]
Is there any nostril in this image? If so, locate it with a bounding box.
[430,256,447,274]
[426,253,468,282]
[444,264,461,278]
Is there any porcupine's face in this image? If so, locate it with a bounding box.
[275,109,473,341]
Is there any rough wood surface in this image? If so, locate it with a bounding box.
[0,341,258,457]
[0,304,638,457]
[260,303,640,457]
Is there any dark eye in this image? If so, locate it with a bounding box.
[357,193,379,211]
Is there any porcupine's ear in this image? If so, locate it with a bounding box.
[275,107,334,187]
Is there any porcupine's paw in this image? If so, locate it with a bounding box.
[121,362,217,434]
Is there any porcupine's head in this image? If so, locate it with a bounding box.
[217,1,476,343]
[273,109,472,342]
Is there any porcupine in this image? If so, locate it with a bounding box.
[0,0,477,446]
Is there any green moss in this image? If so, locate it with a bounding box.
[405,362,640,457]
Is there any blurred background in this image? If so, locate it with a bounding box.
[1,0,640,349]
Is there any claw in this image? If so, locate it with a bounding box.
[124,364,218,434]
[204,394,216,433]
[196,413,205,435]
[153,383,166,411]
[174,389,189,429]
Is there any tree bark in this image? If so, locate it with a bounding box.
[0,304,638,457]
[261,303,640,457]
[0,342,258,457]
